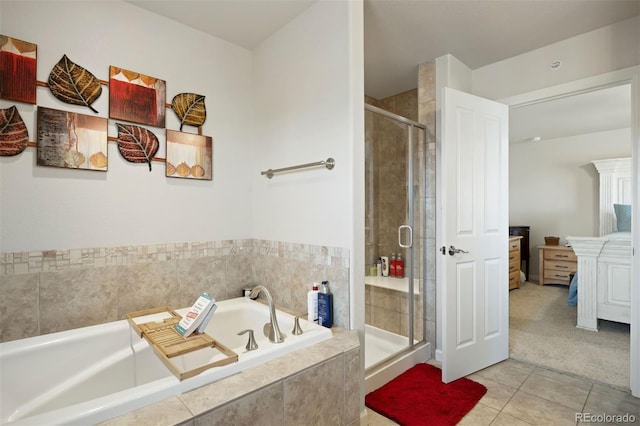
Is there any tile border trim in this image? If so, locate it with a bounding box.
[0,239,349,276]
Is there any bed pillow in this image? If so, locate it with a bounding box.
[614,204,632,232]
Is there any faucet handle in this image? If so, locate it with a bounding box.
[292,316,304,335]
[237,329,258,351]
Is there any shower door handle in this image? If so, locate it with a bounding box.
[398,225,413,248]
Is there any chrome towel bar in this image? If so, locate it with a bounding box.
[261,157,335,179]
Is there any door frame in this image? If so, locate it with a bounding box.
[498,66,640,397]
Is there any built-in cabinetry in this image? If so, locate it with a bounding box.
[538,245,577,286]
[509,236,522,289]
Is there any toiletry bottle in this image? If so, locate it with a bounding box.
[318,281,333,328]
[396,253,404,278]
[370,262,378,277]
[381,256,389,277]
[390,253,397,277]
[376,258,382,277]
[307,282,319,322]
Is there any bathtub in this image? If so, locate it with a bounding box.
[0,297,332,425]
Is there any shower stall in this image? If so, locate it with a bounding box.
[364,102,430,391]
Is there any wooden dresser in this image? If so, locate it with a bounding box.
[538,245,577,286]
[509,236,522,289]
[509,226,530,280]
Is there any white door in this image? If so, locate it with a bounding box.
[440,87,509,383]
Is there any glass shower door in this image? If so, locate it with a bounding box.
[364,104,426,370]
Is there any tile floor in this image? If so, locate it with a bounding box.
[367,359,640,425]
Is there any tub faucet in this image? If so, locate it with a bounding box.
[249,285,285,343]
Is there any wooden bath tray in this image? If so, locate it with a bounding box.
[127,306,238,380]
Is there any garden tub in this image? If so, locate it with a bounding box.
[0,297,332,425]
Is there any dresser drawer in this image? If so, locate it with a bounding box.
[538,245,577,286]
[544,260,576,273]
[543,269,572,285]
[509,270,520,289]
[509,240,520,251]
[543,248,577,262]
[509,259,520,273]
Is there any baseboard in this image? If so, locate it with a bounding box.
[435,348,442,361]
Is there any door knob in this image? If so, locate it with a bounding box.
[448,245,469,256]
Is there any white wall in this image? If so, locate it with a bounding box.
[510,127,631,279]
[472,16,640,100]
[251,1,356,248]
[1,0,362,253]
[0,1,254,252]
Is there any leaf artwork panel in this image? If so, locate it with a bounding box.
[36,106,108,171]
[48,55,102,113]
[116,123,159,172]
[109,66,166,128]
[166,129,212,180]
[171,93,206,131]
[0,105,29,156]
[0,35,37,104]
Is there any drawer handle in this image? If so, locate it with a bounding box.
[555,255,569,258]
[554,274,568,278]
[554,265,568,269]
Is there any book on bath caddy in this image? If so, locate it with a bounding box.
[175,293,217,337]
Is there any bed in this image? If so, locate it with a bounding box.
[567,157,632,331]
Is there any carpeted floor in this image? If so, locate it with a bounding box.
[509,281,630,389]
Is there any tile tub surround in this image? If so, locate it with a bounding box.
[98,329,361,426]
[0,239,350,342]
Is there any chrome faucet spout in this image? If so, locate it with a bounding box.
[249,285,285,343]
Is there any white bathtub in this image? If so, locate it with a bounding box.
[0,297,332,425]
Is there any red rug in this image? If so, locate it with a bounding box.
[365,364,487,426]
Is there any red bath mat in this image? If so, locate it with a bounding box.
[365,363,487,426]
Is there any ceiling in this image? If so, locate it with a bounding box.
[510,84,631,143]
[127,0,638,140]
[128,0,639,99]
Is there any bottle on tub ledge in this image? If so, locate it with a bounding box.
[318,280,333,328]
[307,282,319,323]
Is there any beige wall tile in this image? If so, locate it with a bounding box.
[116,262,179,318]
[98,397,192,426]
[193,382,284,426]
[344,348,362,424]
[39,267,118,334]
[0,273,40,341]
[284,356,344,425]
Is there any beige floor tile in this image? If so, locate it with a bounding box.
[474,359,534,389]
[501,390,579,425]
[589,382,640,407]
[583,386,640,421]
[457,402,499,426]
[366,409,399,426]
[490,412,535,426]
[467,373,518,411]
[519,368,592,411]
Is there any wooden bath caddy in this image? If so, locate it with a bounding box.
[127,306,238,380]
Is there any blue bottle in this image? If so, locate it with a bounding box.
[318,281,333,328]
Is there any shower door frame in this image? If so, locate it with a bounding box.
[364,103,428,366]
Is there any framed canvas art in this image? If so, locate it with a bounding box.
[0,35,37,104]
[37,106,108,171]
[166,130,212,180]
[109,66,166,128]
